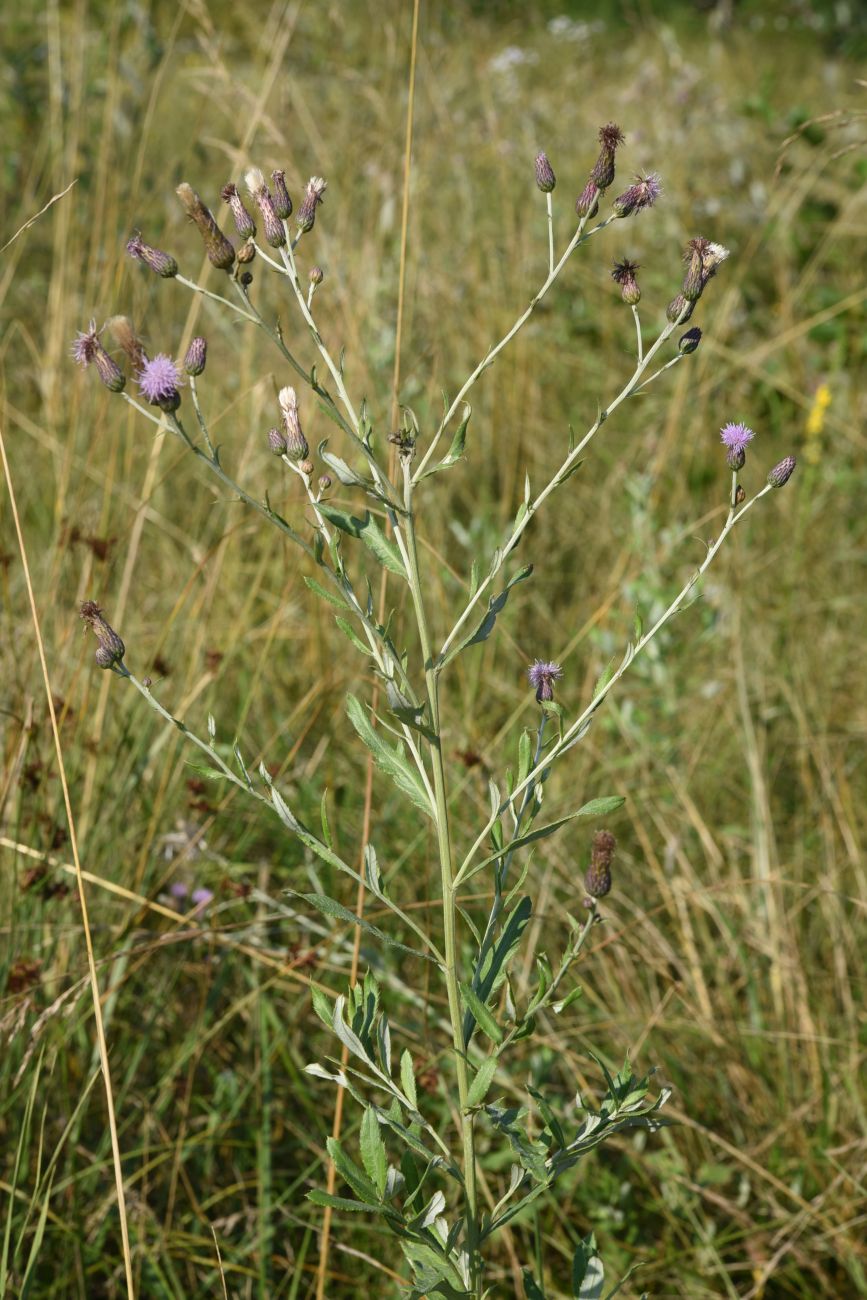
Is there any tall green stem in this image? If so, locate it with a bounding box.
[401,461,480,1295]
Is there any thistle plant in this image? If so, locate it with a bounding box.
[73,124,795,1298]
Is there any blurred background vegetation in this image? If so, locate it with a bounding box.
[1,0,865,1295]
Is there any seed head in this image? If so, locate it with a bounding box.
[176,183,235,270]
[527,659,563,703]
[584,829,616,899]
[534,151,556,193]
[590,122,625,190]
[138,354,183,411]
[271,169,293,219]
[183,336,207,376]
[278,386,308,460]
[678,327,702,355]
[71,321,126,392]
[611,258,641,305]
[80,600,125,669]
[245,168,285,247]
[767,455,796,488]
[296,177,327,234]
[221,182,256,239]
[126,231,178,278]
[575,180,600,219]
[612,172,662,218]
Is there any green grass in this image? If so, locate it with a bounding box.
[2,1,866,1296]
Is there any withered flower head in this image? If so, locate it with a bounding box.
[611,258,641,305]
[278,386,308,460]
[590,122,625,190]
[71,321,126,392]
[126,231,178,278]
[221,182,256,239]
[612,172,662,219]
[296,176,327,234]
[176,183,235,270]
[80,600,125,669]
[584,829,616,899]
[245,168,286,248]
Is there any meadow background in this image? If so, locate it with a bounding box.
[2,0,866,1295]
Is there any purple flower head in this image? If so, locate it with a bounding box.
[191,887,214,907]
[528,659,563,703]
[138,353,183,411]
[126,231,177,278]
[767,455,796,489]
[271,169,293,219]
[71,320,126,391]
[612,172,662,218]
[720,422,755,455]
[221,182,256,239]
[590,122,625,190]
[169,881,189,901]
[183,336,207,376]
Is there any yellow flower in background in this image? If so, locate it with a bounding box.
[804,382,831,465]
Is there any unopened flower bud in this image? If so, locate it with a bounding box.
[268,427,287,455]
[727,446,746,471]
[318,474,332,492]
[611,258,640,305]
[575,180,599,219]
[241,270,253,288]
[296,176,327,234]
[534,151,556,193]
[278,386,308,460]
[221,182,256,239]
[176,183,235,270]
[767,455,796,488]
[245,168,285,247]
[80,600,125,668]
[271,169,293,219]
[612,172,662,218]
[297,458,315,477]
[680,237,708,301]
[589,122,625,191]
[237,239,256,264]
[678,327,702,354]
[309,265,324,286]
[666,293,694,324]
[126,231,178,278]
[183,336,207,376]
[584,829,616,899]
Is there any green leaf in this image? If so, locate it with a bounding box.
[466,1055,499,1108]
[467,798,625,880]
[553,986,583,1015]
[441,564,533,666]
[528,1085,566,1150]
[306,1191,374,1213]
[295,892,435,962]
[522,1271,547,1300]
[311,985,334,1028]
[184,760,228,782]
[459,983,503,1045]
[593,657,615,699]
[360,1107,387,1197]
[326,1136,380,1205]
[419,405,471,478]
[318,439,371,488]
[319,505,406,578]
[572,1234,604,1299]
[334,615,374,656]
[303,574,350,609]
[346,694,433,817]
[400,1049,418,1110]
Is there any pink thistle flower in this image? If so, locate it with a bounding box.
[612,172,662,218]
[527,659,563,703]
[138,354,183,411]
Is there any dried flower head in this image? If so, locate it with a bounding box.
[611,258,641,305]
[612,172,661,218]
[575,180,600,219]
[678,326,702,355]
[278,386,308,460]
[309,265,324,286]
[245,168,285,248]
[701,241,730,280]
[126,231,178,278]
[80,600,125,669]
[271,169,293,219]
[296,176,327,234]
[138,354,183,411]
[681,237,710,301]
[183,336,207,376]
[666,293,694,325]
[221,182,256,239]
[107,316,148,370]
[534,151,556,193]
[176,183,235,270]
[584,829,616,899]
[767,455,796,488]
[527,659,563,703]
[71,321,126,392]
[590,122,625,190]
[237,239,256,265]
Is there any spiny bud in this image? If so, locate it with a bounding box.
[575,180,599,219]
[71,321,126,392]
[80,600,125,669]
[584,829,616,899]
[278,386,308,460]
[245,168,285,248]
[309,265,324,286]
[296,176,327,234]
[183,336,207,376]
[589,122,625,190]
[176,183,235,270]
[727,446,746,471]
[126,231,178,278]
[612,172,662,218]
[678,327,702,355]
[666,293,695,325]
[318,474,332,492]
[534,151,556,193]
[611,258,641,305]
[268,427,287,455]
[767,455,796,488]
[221,182,256,239]
[681,237,710,301]
[271,169,293,219]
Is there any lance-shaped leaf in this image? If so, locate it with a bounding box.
[292,892,435,962]
[346,694,433,817]
[441,564,533,666]
[319,504,407,578]
[464,796,626,881]
[459,982,503,1046]
[571,1234,604,1299]
[418,404,471,479]
[360,1107,388,1198]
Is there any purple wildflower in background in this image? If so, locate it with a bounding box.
[528,660,563,703]
[138,354,183,411]
[191,887,214,907]
[169,881,189,901]
[612,172,662,218]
